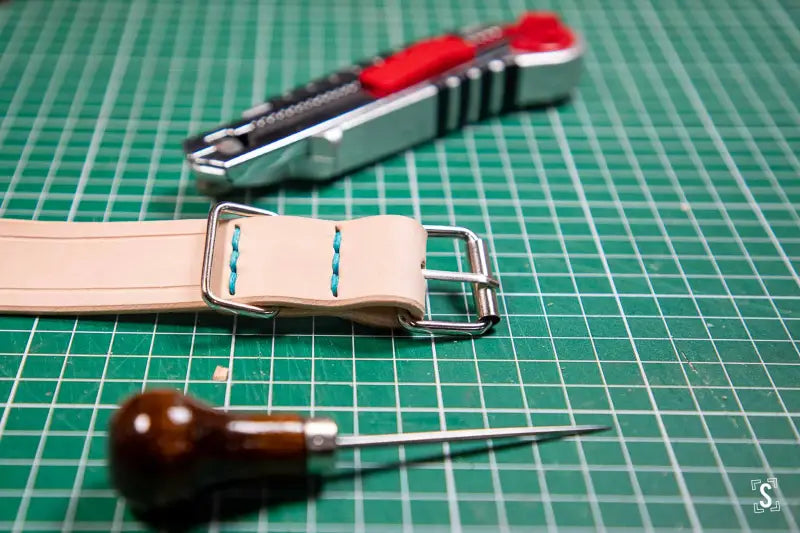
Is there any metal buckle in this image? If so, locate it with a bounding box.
[201,202,280,319]
[202,203,499,335]
[398,225,500,336]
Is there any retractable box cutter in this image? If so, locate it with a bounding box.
[183,12,583,193]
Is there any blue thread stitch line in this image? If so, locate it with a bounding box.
[331,229,341,296]
[229,225,241,295]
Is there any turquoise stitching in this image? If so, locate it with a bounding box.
[331,228,341,296]
[229,225,241,295]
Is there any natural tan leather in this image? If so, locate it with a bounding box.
[0,215,428,328]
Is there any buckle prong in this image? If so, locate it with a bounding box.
[421,269,499,288]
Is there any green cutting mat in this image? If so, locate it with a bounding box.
[1,0,798,531]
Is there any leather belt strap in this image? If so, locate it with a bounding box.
[0,213,426,328]
[0,202,500,333]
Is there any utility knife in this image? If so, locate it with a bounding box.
[183,12,583,193]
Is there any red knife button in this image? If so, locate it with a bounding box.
[507,12,575,52]
[359,35,476,97]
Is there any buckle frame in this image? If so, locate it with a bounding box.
[202,203,500,335]
[201,202,280,319]
[399,225,500,336]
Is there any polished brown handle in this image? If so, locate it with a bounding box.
[108,389,308,509]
